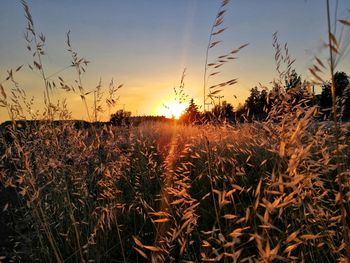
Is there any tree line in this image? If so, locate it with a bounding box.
[179,70,350,124]
[108,71,349,126]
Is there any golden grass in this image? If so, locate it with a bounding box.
[1,0,350,262]
[1,118,349,262]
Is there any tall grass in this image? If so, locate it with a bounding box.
[203,0,248,111]
[1,0,350,262]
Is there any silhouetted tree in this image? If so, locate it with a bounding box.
[319,71,350,120]
[335,72,350,121]
[210,101,235,123]
[180,99,201,124]
[319,81,332,117]
[285,69,302,92]
[284,70,310,106]
[234,103,245,123]
[221,101,235,121]
[245,87,260,116]
[110,110,131,126]
[334,72,349,97]
[244,87,269,120]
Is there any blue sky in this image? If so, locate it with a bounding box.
[0,0,349,121]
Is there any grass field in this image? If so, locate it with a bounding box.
[1,115,350,262]
[1,0,350,262]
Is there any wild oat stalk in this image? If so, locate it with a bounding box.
[0,66,24,121]
[106,79,122,117]
[174,68,189,105]
[203,0,248,111]
[21,0,54,118]
[326,0,350,260]
[66,31,92,122]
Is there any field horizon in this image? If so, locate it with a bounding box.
[1,0,350,262]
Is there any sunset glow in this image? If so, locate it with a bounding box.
[159,101,188,119]
[1,1,349,122]
[2,1,350,261]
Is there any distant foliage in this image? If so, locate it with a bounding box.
[243,87,269,121]
[318,72,350,120]
[179,99,235,124]
[110,109,131,126]
[230,70,350,122]
[180,99,201,124]
[209,100,235,123]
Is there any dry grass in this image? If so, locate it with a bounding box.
[1,117,350,262]
[1,0,350,262]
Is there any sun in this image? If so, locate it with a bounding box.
[161,101,187,119]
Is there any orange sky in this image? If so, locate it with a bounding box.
[0,0,349,122]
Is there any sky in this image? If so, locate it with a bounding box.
[0,0,350,122]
